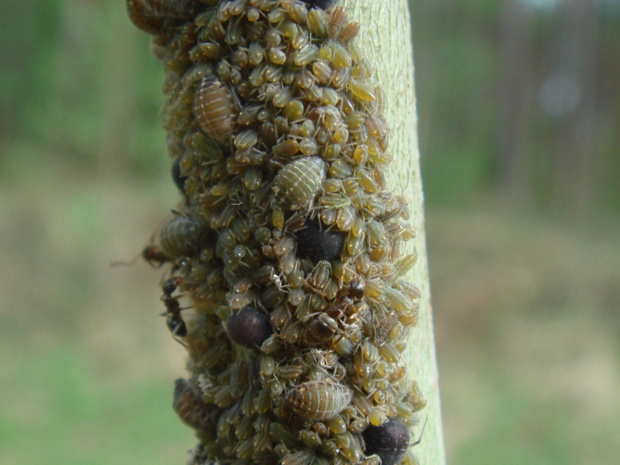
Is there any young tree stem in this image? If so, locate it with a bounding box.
[342,1,446,463]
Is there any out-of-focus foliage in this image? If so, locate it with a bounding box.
[413,0,620,216]
[1,1,619,465]
[0,0,167,181]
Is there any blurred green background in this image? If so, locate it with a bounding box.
[1,0,619,464]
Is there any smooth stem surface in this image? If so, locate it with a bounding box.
[341,1,446,463]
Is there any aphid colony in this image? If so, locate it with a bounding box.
[127,1,425,465]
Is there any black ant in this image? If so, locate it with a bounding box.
[161,277,187,337]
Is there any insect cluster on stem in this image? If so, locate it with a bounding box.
[126,1,426,464]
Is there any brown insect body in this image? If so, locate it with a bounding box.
[160,214,208,258]
[173,378,212,430]
[286,380,353,421]
[145,0,200,21]
[362,417,410,465]
[126,0,165,35]
[227,306,273,349]
[193,76,237,142]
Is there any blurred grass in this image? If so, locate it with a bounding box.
[0,347,191,465]
[0,157,194,465]
[428,208,620,465]
[1,0,619,464]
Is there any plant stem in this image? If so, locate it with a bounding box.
[342,1,446,463]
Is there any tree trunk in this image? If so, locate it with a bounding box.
[342,1,446,463]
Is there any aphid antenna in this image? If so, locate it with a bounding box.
[410,414,429,448]
[110,252,141,268]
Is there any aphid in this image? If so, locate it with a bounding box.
[286,380,352,421]
[281,450,315,465]
[171,155,187,195]
[161,277,187,337]
[126,0,165,35]
[275,363,304,381]
[273,157,326,210]
[303,0,339,10]
[337,21,360,43]
[362,418,410,465]
[173,378,212,430]
[160,214,208,257]
[193,75,237,142]
[302,314,336,346]
[307,260,331,291]
[227,306,273,349]
[347,277,365,300]
[296,218,345,263]
[143,0,201,22]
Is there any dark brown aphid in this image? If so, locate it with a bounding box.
[303,315,336,346]
[227,306,273,349]
[162,277,187,337]
[171,156,187,195]
[126,0,165,35]
[296,218,345,264]
[286,380,352,421]
[142,244,171,268]
[144,0,200,22]
[348,278,365,300]
[193,76,237,143]
[362,418,410,465]
[173,378,212,430]
[160,215,208,257]
[303,0,339,9]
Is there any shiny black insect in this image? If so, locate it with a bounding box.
[296,218,345,264]
[302,0,339,9]
[227,306,272,349]
[171,156,188,195]
[362,418,410,465]
[162,277,187,337]
[142,244,171,268]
